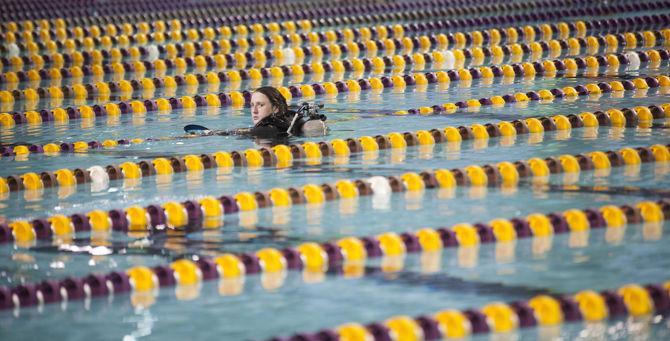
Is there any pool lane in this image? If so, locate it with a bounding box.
[0,217,668,340]
[1,108,668,221]
[2,64,669,171]
[0,158,667,286]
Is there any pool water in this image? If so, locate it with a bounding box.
[1,0,670,340]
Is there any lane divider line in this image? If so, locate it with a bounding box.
[1,142,667,246]
[263,279,670,340]
[0,197,666,315]
[1,80,667,197]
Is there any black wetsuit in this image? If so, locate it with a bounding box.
[219,111,308,138]
[249,112,295,137]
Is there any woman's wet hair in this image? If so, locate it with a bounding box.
[254,86,289,118]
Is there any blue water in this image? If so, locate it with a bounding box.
[2,5,670,341]
[0,218,669,340]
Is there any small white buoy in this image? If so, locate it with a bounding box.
[625,51,640,70]
[7,43,19,58]
[442,51,455,69]
[145,44,159,62]
[87,165,109,192]
[368,176,392,210]
[367,176,392,196]
[282,48,295,65]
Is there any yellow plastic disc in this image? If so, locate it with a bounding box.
[359,136,379,151]
[452,223,480,246]
[214,254,245,278]
[256,248,287,273]
[579,112,599,127]
[552,115,572,130]
[528,295,563,325]
[618,284,654,316]
[170,259,202,286]
[464,165,488,186]
[337,323,372,341]
[443,127,462,142]
[650,144,670,162]
[498,122,517,137]
[387,132,407,149]
[433,310,471,338]
[433,169,457,189]
[10,221,36,242]
[213,151,234,168]
[574,290,608,321]
[527,158,550,177]
[120,162,142,179]
[126,206,149,230]
[13,145,30,156]
[470,124,489,139]
[589,151,611,169]
[497,162,519,185]
[152,158,174,174]
[558,155,580,173]
[244,149,264,167]
[489,219,517,242]
[48,215,74,236]
[303,142,322,159]
[234,192,258,211]
[302,184,325,204]
[637,201,664,222]
[599,205,627,228]
[199,196,223,217]
[335,180,359,198]
[268,188,292,207]
[619,148,641,165]
[87,210,111,232]
[384,316,423,341]
[163,201,188,227]
[22,172,43,190]
[377,232,406,256]
[526,214,554,236]
[401,172,425,191]
[481,303,519,333]
[523,118,544,135]
[127,266,157,291]
[415,228,443,251]
[416,130,435,145]
[563,209,590,231]
[296,242,327,272]
[330,139,350,156]
[52,169,75,187]
[337,237,367,262]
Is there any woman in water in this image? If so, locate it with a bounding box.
[246,86,327,137]
[85,87,328,158]
[184,86,327,142]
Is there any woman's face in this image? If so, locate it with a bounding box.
[250,92,277,125]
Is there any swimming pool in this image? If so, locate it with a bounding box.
[1,0,670,340]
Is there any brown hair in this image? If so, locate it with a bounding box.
[254,86,289,118]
